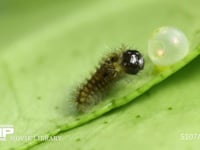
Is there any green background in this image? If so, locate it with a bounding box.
[0,0,200,149]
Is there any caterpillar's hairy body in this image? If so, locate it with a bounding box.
[75,49,144,112]
[77,52,121,112]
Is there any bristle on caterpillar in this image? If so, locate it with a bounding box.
[75,47,145,112]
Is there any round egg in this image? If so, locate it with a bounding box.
[148,26,189,66]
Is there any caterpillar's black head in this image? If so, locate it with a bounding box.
[121,50,144,74]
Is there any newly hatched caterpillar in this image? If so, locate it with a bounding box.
[76,48,144,112]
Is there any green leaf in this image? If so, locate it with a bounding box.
[32,56,200,150]
[1,0,200,149]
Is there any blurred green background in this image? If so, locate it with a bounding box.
[0,0,200,149]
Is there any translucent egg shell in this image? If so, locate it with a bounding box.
[148,27,189,66]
